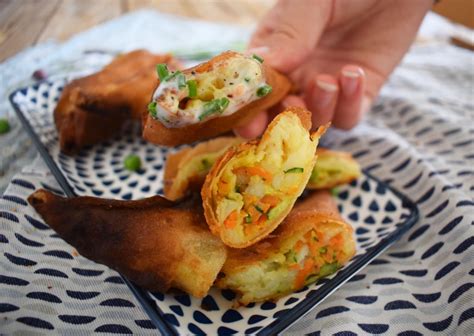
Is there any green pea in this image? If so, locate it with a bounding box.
[124,154,141,172]
[0,119,10,135]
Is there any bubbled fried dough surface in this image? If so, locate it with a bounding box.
[28,190,226,298]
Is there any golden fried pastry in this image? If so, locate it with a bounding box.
[201,107,327,248]
[307,148,361,189]
[55,50,180,154]
[216,191,356,304]
[164,138,361,200]
[164,137,244,201]
[28,190,227,298]
[142,51,291,146]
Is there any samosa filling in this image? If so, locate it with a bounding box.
[149,53,270,127]
[213,113,315,240]
[220,225,350,303]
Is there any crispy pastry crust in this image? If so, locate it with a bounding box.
[55,50,180,154]
[201,107,326,248]
[141,51,292,146]
[27,190,227,298]
[164,136,243,201]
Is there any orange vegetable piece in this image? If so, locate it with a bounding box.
[294,258,315,289]
[261,194,280,206]
[224,210,238,229]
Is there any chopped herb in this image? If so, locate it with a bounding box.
[244,214,252,223]
[0,119,10,135]
[235,185,241,193]
[256,85,272,97]
[252,54,264,63]
[284,167,304,174]
[255,205,264,213]
[147,102,157,118]
[187,79,197,98]
[330,187,339,197]
[306,274,319,284]
[244,77,250,82]
[319,247,327,254]
[176,72,186,88]
[164,70,182,82]
[123,154,141,172]
[319,262,339,277]
[201,158,211,170]
[199,97,230,121]
[156,64,169,81]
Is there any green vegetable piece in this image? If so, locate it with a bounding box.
[124,154,141,172]
[201,158,212,170]
[252,54,264,63]
[319,262,339,277]
[147,102,157,118]
[330,187,339,196]
[257,85,272,97]
[319,246,327,254]
[255,205,264,214]
[176,72,186,89]
[156,64,169,81]
[284,167,304,174]
[199,97,230,121]
[164,70,182,82]
[306,273,320,284]
[244,214,252,223]
[187,79,197,98]
[0,119,10,135]
[285,249,297,263]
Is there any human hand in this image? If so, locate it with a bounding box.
[235,0,432,138]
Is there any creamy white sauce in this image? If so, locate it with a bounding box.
[151,53,268,128]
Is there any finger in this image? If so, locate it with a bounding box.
[281,95,306,109]
[305,74,339,128]
[249,0,332,73]
[333,65,368,129]
[233,109,269,139]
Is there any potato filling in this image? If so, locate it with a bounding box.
[219,222,353,304]
[212,113,316,243]
[150,53,270,127]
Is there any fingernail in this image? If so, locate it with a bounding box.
[315,76,338,108]
[341,65,363,97]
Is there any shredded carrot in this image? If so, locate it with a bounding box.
[218,181,232,195]
[243,194,258,207]
[330,233,343,247]
[294,240,305,252]
[294,258,315,289]
[238,166,273,181]
[247,206,262,222]
[224,210,238,229]
[261,195,280,206]
[256,202,271,213]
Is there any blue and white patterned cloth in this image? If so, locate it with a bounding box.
[1,10,473,335]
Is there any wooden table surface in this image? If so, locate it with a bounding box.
[0,0,275,62]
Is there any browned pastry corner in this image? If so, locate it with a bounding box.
[28,190,227,298]
[142,51,291,146]
[55,50,180,154]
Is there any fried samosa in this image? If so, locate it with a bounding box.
[142,51,291,146]
[216,191,356,304]
[164,136,244,201]
[55,50,180,154]
[202,107,327,248]
[28,190,227,298]
[164,138,360,201]
[307,148,361,189]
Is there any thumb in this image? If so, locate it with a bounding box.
[249,0,332,73]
